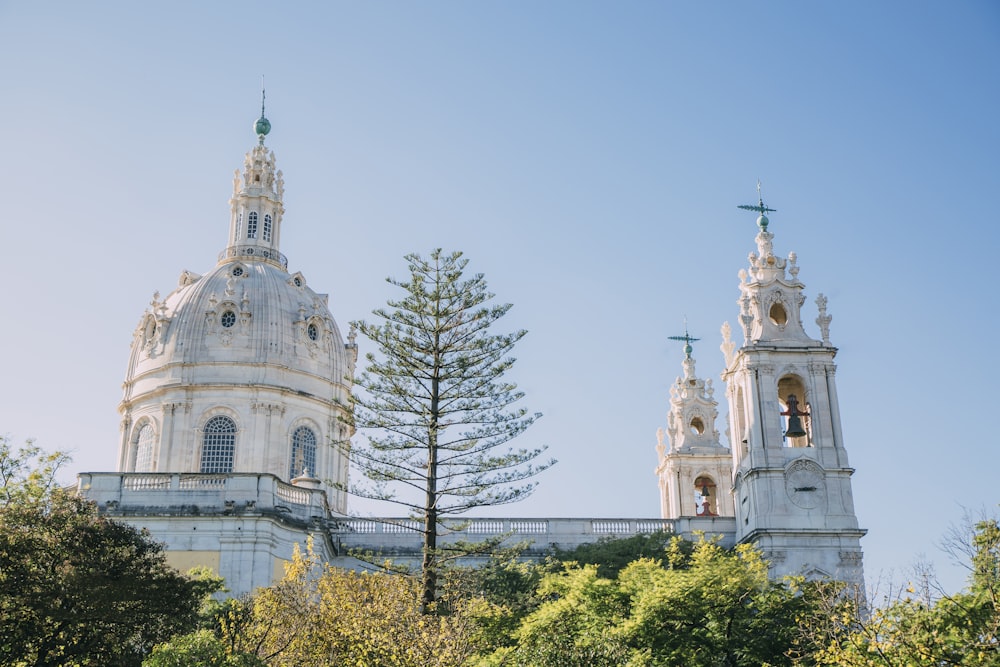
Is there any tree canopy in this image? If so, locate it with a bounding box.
[811,517,1000,666]
[342,249,553,611]
[0,438,217,667]
[215,542,491,666]
[485,536,820,666]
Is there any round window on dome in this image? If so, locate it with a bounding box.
[232,266,244,277]
[293,276,302,287]
[221,310,237,328]
[307,323,319,340]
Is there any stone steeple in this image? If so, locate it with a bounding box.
[221,95,287,269]
[721,188,865,587]
[656,334,734,519]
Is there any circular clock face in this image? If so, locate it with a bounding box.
[785,461,826,509]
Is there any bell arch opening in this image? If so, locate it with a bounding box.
[694,475,718,516]
[777,375,811,447]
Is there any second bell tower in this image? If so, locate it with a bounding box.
[721,190,865,588]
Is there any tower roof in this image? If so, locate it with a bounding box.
[730,184,826,348]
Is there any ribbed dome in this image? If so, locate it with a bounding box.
[125,261,348,395]
[116,133,355,513]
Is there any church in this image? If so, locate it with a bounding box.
[79,107,865,595]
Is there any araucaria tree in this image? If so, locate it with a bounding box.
[343,249,552,612]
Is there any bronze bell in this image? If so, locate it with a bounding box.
[781,394,809,439]
[784,413,808,438]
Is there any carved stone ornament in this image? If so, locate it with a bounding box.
[720,321,736,368]
[815,293,832,345]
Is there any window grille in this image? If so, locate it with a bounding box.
[201,415,236,473]
[289,426,317,479]
[134,423,154,472]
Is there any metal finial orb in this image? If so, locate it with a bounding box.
[255,116,271,137]
[757,214,769,230]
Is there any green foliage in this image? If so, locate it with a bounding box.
[343,249,553,611]
[487,536,820,666]
[143,630,265,667]
[0,437,70,504]
[0,437,216,667]
[554,530,676,578]
[619,542,816,666]
[220,542,494,666]
[487,563,632,666]
[444,548,549,651]
[812,518,1000,666]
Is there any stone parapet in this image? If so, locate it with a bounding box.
[78,472,330,526]
[331,516,737,563]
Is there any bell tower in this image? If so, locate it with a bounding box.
[720,186,865,588]
[656,331,734,520]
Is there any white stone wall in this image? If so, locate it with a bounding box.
[79,472,336,596]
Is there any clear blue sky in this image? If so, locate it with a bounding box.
[1,2,997,595]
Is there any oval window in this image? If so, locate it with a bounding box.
[232,266,244,277]
[307,323,319,341]
[221,310,237,328]
[769,303,788,325]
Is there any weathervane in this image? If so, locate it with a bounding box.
[667,320,700,359]
[737,180,776,230]
[254,76,271,144]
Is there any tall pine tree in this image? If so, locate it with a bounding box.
[341,249,552,612]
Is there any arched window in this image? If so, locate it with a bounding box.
[247,212,258,239]
[289,426,317,479]
[134,423,154,472]
[201,415,236,473]
[234,213,242,243]
[263,214,272,242]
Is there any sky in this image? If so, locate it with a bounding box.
[1,1,998,595]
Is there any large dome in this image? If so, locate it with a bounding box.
[126,260,349,393]
[116,134,355,513]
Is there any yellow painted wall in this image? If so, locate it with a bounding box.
[273,557,289,581]
[165,550,221,574]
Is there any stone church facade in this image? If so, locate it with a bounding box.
[80,112,864,595]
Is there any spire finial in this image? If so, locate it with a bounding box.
[737,179,776,230]
[668,319,700,359]
[254,77,271,145]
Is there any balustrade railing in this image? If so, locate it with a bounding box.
[335,518,679,538]
[218,244,288,269]
[81,473,326,515]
